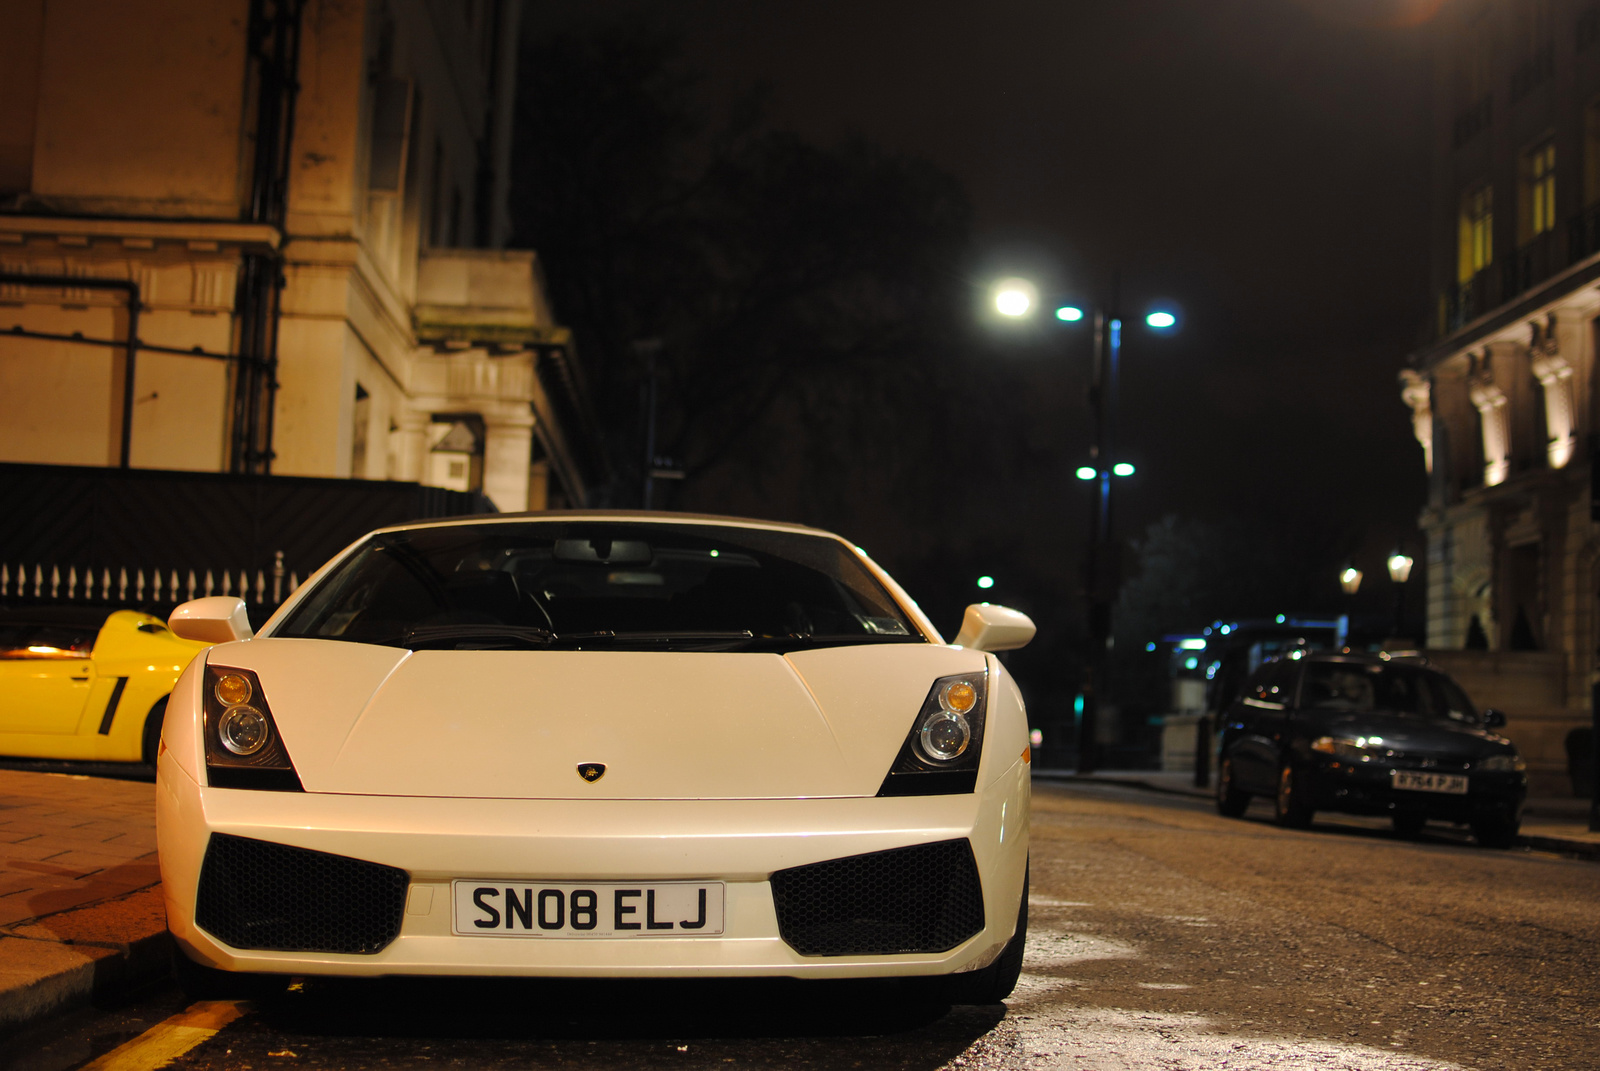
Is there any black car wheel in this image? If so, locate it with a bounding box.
[945,862,1027,1004]
[1273,763,1314,828]
[1471,814,1520,849]
[171,946,282,1001]
[140,698,167,766]
[1216,756,1250,817]
[1392,811,1426,838]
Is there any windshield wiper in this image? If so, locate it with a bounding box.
[556,630,755,648]
[402,623,557,649]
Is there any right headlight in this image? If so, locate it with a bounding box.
[1477,753,1526,773]
[877,670,988,796]
[203,665,302,791]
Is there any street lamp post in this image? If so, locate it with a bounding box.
[992,278,1175,774]
[1386,550,1414,641]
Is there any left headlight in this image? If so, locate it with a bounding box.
[1477,753,1526,773]
[877,670,988,797]
[1310,735,1381,762]
[203,665,302,791]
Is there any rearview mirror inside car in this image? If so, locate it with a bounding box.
[952,603,1036,652]
[1482,707,1507,728]
[554,538,653,564]
[169,596,254,644]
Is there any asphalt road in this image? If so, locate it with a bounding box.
[5,781,1597,1071]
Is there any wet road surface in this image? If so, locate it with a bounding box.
[5,781,1597,1070]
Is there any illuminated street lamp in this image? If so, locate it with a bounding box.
[993,278,1037,318]
[1339,566,1364,595]
[988,276,1177,773]
[1387,550,1415,641]
[1386,551,1414,584]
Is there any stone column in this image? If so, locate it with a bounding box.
[1468,352,1511,487]
[1400,369,1433,474]
[482,414,535,513]
[391,408,430,484]
[1529,312,1578,468]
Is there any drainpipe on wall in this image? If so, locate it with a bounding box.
[233,0,304,475]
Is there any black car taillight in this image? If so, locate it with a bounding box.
[876,671,988,796]
[203,665,302,791]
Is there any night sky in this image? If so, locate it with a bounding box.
[524,0,1441,625]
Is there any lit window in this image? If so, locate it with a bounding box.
[1524,141,1556,240]
[1458,184,1493,284]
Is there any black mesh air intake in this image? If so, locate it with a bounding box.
[770,838,985,956]
[195,833,409,955]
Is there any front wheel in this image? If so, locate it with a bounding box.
[1215,756,1250,817]
[1392,811,1426,838]
[141,698,168,766]
[945,864,1027,1004]
[172,947,283,1001]
[1273,763,1314,829]
[1471,814,1520,849]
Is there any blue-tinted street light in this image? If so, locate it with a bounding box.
[985,273,1178,776]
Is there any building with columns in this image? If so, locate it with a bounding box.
[1402,0,1600,793]
[0,0,593,513]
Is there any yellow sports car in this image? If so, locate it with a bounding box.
[0,606,211,764]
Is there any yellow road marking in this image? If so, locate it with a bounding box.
[79,1000,248,1071]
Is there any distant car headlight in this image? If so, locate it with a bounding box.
[1478,753,1525,772]
[878,670,989,796]
[1311,735,1380,762]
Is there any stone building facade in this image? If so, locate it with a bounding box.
[0,0,592,512]
[1403,0,1600,793]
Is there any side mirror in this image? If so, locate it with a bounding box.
[169,597,254,644]
[952,603,1035,652]
[1482,707,1507,729]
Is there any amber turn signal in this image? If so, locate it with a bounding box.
[214,673,252,706]
[940,680,978,714]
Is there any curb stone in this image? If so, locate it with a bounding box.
[0,884,171,1036]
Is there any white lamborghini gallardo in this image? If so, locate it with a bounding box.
[156,512,1035,1002]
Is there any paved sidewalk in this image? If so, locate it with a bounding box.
[1034,767,1600,858]
[0,768,169,1034]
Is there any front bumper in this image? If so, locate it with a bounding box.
[1304,758,1526,820]
[156,752,1029,980]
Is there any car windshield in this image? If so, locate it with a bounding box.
[272,521,924,651]
[1297,662,1479,724]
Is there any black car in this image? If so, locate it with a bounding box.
[1215,651,1527,846]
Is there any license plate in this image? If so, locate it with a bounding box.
[1391,770,1468,794]
[451,880,724,937]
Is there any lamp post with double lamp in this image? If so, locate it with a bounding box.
[992,278,1177,773]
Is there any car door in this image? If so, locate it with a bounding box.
[1228,661,1298,792]
[0,621,99,735]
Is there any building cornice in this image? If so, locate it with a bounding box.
[1409,253,1600,371]
[0,214,280,250]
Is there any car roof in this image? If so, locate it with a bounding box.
[370,509,849,542]
[0,605,112,629]
[1275,650,1434,669]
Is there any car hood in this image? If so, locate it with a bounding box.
[222,638,987,799]
[1318,712,1513,757]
